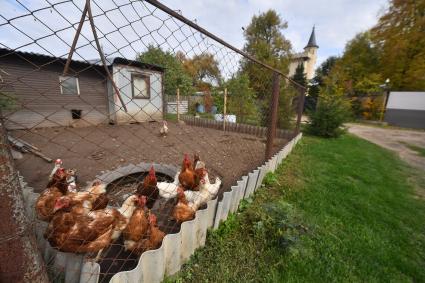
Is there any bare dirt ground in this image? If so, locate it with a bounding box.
[12,122,287,196]
[347,123,425,171]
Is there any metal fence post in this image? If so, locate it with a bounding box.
[265,72,280,161]
[294,87,306,135]
[0,119,49,283]
[223,88,227,131]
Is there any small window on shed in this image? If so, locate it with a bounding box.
[59,76,80,95]
[131,73,150,99]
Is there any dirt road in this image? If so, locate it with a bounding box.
[347,124,425,171]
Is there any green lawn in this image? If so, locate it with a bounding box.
[166,134,425,283]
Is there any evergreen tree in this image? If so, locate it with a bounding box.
[292,63,307,87]
[240,9,292,125]
[307,56,338,110]
[225,74,260,125]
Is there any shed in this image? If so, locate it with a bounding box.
[384,91,425,129]
[0,48,165,129]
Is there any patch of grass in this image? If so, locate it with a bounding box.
[166,112,215,122]
[400,141,425,157]
[165,113,177,121]
[262,172,279,187]
[166,134,425,282]
[197,112,215,119]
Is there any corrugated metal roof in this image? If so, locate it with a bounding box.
[387,91,425,111]
[0,48,165,72]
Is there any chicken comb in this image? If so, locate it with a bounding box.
[149,214,157,223]
[55,159,63,165]
[149,165,155,175]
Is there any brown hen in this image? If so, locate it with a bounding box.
[123,196,149,253]
[44,197,129,254]
[36,168,70,221]
[178,154,201,191]
[136,166,159,209]
[172,187,195,223]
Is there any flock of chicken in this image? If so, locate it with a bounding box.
[34,154,221,259]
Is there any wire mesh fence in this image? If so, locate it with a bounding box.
[0,0,305,282]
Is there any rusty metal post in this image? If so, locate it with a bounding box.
[0,119,49,283]
[223,88,227,131]
[265,72,280,161]
[294,87,306,136]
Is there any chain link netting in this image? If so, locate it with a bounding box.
[0,1,305,281]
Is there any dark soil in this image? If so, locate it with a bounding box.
[12,122,287,197]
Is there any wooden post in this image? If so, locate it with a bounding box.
[265,72,280,161]
[0,119,49,283]
[176,88,180,122]
[223,88,227,131]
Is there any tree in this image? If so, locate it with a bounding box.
[328,32,381,96]
[240,9,292,124]
[181,53,221,87]
[225,74,260,124]
[307,81,352,138]
[311,56,338,88]
[372,0,425,90]
[307,56,338,110]
[292,63,307,87]
[138,46,193,96]
[353,73,383,96]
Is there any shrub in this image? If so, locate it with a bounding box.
[307,94,351,138]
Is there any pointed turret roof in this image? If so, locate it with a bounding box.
[305,26,318,49]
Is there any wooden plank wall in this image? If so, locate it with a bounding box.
[0,55,109,130]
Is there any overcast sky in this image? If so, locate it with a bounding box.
[1,0,388,71]
[160,0,388,66]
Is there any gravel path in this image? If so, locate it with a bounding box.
[347,123,425,171]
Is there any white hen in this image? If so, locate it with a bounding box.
[185,170,221,211]
[160,121,168,137]
[157,171,179,199]
[49,159,63,180]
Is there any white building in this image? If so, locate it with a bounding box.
[288,27,319,81]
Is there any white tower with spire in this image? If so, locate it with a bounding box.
[288,26,319,80]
